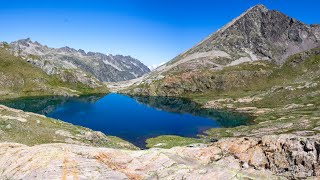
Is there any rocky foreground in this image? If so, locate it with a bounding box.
[0,134,319,179]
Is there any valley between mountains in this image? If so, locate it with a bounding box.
[0,4,320,179]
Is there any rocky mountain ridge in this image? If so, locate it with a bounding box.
[165,4,320,72]
[2,38,150,82]
[0,47,107,99]
[120,4,320,97]
[190,5,318,61]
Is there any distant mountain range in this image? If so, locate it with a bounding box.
[2,38,150,82]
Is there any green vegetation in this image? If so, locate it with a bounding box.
[145,48,320,148]
[189,48,320,104]
[1,45,319,150]
[146,135,206,148]
[0,48,142,149]
[0,105,138,149]
[1,42,10,49]
[192,49,320,138]
[0,48,108,100]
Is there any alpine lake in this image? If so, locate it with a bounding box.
[0,93,253,148]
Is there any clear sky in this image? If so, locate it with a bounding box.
[0,0,319,67]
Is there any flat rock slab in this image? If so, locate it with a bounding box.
[1,134,319,179]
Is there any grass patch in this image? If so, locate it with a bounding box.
[146,135,206,149]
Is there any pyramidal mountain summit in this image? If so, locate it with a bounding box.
[122,4,320,96]
[173,4,319,67]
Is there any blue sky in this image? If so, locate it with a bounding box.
[0,0,319,67]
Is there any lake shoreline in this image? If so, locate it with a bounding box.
[0,93,253,149]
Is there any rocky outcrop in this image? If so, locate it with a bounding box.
[0,134,318,179]
[217,134,320,179]
[5,38,150,83]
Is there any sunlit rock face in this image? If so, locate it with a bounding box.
[0,134,319,179]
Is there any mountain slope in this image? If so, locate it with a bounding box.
[4,38,150,82]
[125,48,319,96]
[122,4,320,96]
[180,4,319,64]
[165,4,319,72]
[0,47,107,99]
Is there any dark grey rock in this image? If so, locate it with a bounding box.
[174,4,320,65]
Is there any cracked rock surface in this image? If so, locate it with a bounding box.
[0,134,319,179]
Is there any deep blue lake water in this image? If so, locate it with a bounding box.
[0,93,252,148]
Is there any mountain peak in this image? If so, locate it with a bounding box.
[59,46,77,53]
[24,37,32,42]
[251,4,267,11]
[170,4,319,69]
[18,38,32,43]
[242,4,268,17]
[211,4,268,37]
